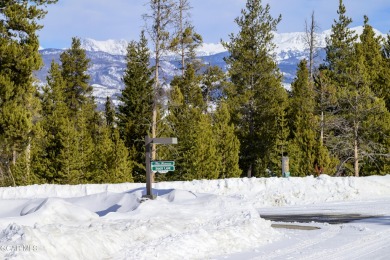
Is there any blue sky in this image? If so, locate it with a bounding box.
[38,0,390,49]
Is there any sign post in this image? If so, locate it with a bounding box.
[144,136,178,199]
[151,161,175,173]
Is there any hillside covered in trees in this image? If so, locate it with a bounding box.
[0,0,389,186]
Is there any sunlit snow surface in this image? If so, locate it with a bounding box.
[1,175,390,259]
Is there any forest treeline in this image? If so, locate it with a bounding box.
[0,0,389,186]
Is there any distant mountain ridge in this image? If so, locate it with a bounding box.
[36,26,386,107]
[77,26,385,56]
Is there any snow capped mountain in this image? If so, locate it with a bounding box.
[37,26,387,108]
[77,26,385,58]
[273,31,326,53]
[80,38,129,55]
[196,43,227,56]
[79,38,227,57]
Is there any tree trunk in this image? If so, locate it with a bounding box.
[309,12,314,79]
[305,11,318,80]
[179,0,185,76]
[354,119,359,177]
[26,138,31,183]
[12,147,16,166]
[354,138,359,177]
[247,163,252,178]
[10,148,17,185]
[152,1,161,162]
[320,111,324,146]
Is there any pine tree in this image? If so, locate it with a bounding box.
[42,37,99,184]
[117,31,154,182]
[60,37,93,114]
[62,38,98,183]
[223,0,287,177]
[321,0,359,175]
[96,97,134,183]
[162,63,221,181]
[57,116,84,184]
[359,16,390,112]
[170,64,204,109]
[359,16,383,88]
[268,107,289,176]
[324,0,357,86]
[166,83,219,181]
[288,60,318,176]
[170,0,203,75]
[104,96,115,130]
[34,61,70,183]
[201,65,227,111]
[358,18,390,175]
[93,125,134,184]
[164,85,191,180]
[326,29,390,176]
[212,102,241,178]
[185,113,219,180]
[0,0,57,186]
[379,30,390,111]
[313,68,339,175]
[321,9,390,176]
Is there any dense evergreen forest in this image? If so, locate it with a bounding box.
[0,0,389,186]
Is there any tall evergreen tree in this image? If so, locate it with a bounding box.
[0,0,57,186]
[37,38,122,184]
[288,60,319,176]
[104,96,115,130]
[33,61,69,183]
[59,37,99,183]
[201,65,227,111]
[320,4,390,176]
[324,0,357,86]
[359,16,383,88]
[117,31,154,182]
[213,102,241,178]
[379,30,390,111]
[93,124,133,184]
[358,18,390,174]
[166,82,219,181]
[334,44,390,176]
[320,0,357,175]
[223,0,287,177]
[312,68,338,175]
[60,37,93,114]
[162,62,221,181]
[170,64,204,109]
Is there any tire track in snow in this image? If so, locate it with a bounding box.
[253,224,341,259]
[301,226,390,260]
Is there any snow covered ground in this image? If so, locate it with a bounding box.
[1,175,390,259]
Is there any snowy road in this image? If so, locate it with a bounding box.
[219,199,390,259]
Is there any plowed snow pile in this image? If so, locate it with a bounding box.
[0,175,390,259]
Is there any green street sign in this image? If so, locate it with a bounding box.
[151,161,175,166]
[151,165,175,173]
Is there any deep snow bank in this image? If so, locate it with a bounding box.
[0,187,279,259]
[1,175,390,205]
[1,175,390,259]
